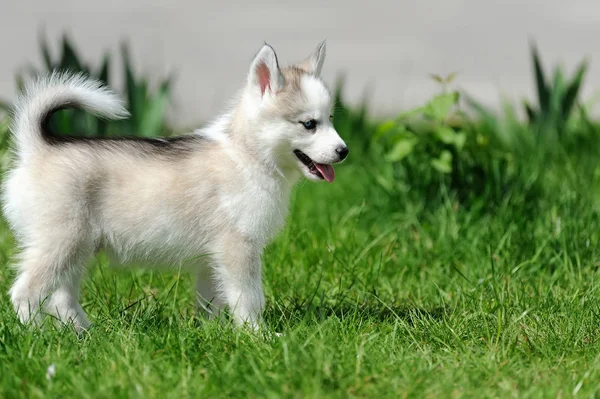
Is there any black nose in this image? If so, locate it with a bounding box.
[336,146,349,161]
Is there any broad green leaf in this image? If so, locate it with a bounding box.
[409,119,436,136]
[431,150,453,173]
[386,138,417,162]
[426,92,459,121]
[453,131,467,150]
[436,126,456,144]
[436,127,467,149]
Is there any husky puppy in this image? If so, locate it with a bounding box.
[2,41,348,331]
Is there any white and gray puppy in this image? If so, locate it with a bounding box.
[2,41,348,331]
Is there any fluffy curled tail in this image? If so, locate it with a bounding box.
[11,72,129,161]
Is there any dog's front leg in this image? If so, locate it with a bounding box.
[211,237,265,329]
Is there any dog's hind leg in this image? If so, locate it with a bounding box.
[44,258,92,332]
[10,233,94,332]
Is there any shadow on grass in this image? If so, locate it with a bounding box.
[266,300,450,328]
[83,296,451,332]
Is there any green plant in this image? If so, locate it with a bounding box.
[0,34,173,138]
[524,43,588,140]
[467,45,597,155]
[374,75,503,201]
[374,73,472,173]
[376,88,466,174]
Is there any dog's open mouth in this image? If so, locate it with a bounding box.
[294,150,335,183]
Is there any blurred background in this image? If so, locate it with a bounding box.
[1,0,599,128]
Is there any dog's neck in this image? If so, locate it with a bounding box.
[199,107,300,188]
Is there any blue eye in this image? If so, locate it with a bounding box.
[300,119,317,130]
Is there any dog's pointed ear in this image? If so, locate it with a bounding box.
[248,43,284,97]
[298,40,326,76]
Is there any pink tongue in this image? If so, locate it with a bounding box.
[314,163,335,183]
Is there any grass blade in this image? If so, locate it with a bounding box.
[96,53,111,136]
[561,60,588,120]
[60,34,83,71]
[97,53,110,85]
[531,43,550,115]
[523,100,536,123]
[122,42,139,130]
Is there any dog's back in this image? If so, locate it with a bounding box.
[2,73,266,264]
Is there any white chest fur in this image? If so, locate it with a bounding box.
[219,165,291,246]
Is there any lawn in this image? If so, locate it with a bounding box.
[1,103,600,398]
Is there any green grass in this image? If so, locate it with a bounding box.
[1,118,600,398]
